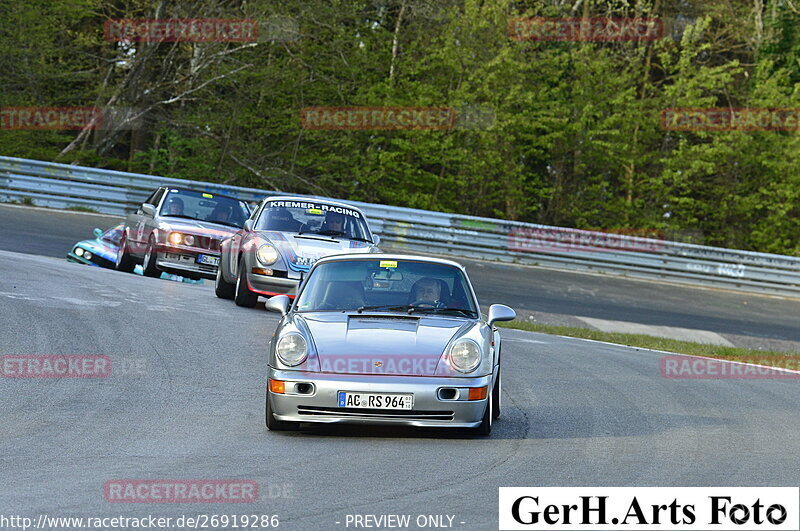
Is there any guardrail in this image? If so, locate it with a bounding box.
[2,155,800,297]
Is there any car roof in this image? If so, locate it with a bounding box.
[260,195,367,215]
[314,253,466,270]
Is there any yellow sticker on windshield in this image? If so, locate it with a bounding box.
[379,260,397,268]
[307,208,323,215]
[202,193,213,198]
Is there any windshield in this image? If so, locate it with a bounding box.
[100,225,123,245]
[255,199,372,241]
[159,189,250,228]
[295,259,478,316]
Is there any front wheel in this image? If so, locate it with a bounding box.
[215,262,235,299]
[115,233,136,273]
[472,380,495,436]
[266,393,296,431]
[492,367,501,420]
[234,260,258,308]
[141,236,161,278]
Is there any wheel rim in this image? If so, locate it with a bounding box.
[144,243,152,269]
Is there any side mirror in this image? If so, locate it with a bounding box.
[488,304,516,326]
[265,295,290,316]
[141,204,156,217]
[372,234,381,246]
[93,228,103,238]
[244,219,254,232]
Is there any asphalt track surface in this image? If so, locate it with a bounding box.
[1,204,800,529]
[2,203,800,344]
[1,250,799,530]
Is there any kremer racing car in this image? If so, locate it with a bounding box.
[215,196,379,307]
[262,254,516,435]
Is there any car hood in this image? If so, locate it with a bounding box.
[261,231,373,272]
[73,238,117,262]
[298,312,469,376]
[160,219,240,238]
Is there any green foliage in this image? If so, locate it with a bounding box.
[1,0,799,254]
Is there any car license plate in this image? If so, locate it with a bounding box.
[196,254,220,266]
[338,391,413,410]
[165,253,194,264]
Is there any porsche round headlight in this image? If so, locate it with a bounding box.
[74,247,84,257]
[168,232,182,245]
[276,333,308,366]
[448,339,481,373]
[183,234,195,246]
[257,244,279,265]
[84,251,92,260]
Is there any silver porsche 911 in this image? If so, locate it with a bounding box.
[263,254,516,435]
[216,196,379,307]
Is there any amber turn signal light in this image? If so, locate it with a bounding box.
[268,379,285,394]
[468,386,488,400]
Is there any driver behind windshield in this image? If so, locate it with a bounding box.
[409,277,448,306]
[320,211,346,234]
[166,197,184,216]
[209,204,231,223]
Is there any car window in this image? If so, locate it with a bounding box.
[100,225,123,245]
[295,259,477,315]
[255,199,372,241]
[150,188,166,208]
[143,188,160,206]
[159,189,250,228]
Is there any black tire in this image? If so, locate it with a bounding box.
[115,233,136,273]
[141,236,161,278]
[474,398,492,436]
[266,393,296,431]
[215,262,235,299]
[234,260,258,307]
[492,367,501,420]
[472,380,495,436]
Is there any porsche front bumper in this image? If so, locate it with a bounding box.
[267,368,491,428]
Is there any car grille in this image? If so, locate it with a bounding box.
[297,406,454,421]
[196,236,220,251]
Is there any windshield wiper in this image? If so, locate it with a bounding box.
[297,229,345,238]
[356,304,412,314]
[162,214,199,221]
[349,237,374,243]
[206,220,242,228]
[409,307,479,318]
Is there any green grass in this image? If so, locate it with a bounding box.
[65,205,99,213]
[497,320,797,364]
